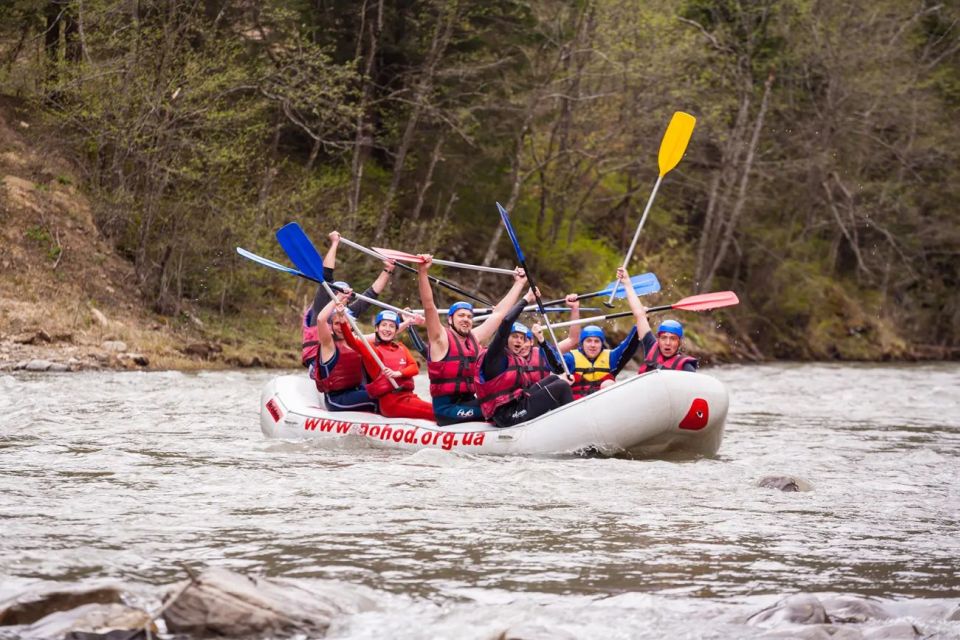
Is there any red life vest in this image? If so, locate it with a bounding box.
[636,341,698,374]
[301,307,319,367]
[522,347,551,385]
[314,342,364,394]
[474,348,527,419]
[428,327,479,398]
[365,340,417,398]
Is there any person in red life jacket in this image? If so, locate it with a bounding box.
[618,267,699,373]
[522,322,567,385]
[301,230,397,377]
[562,276,641,399]
[314,290,378,412]
[474,289,574,427]
[337,308,436,421]
[415,256,529,425]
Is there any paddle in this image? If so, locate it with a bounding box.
[275,223,400,388]
[472,305,601,319]
[607,111,696,307]
[550,291,740,329]
[372,247,515,276]
[496,202,570,375]
[539,272,661,307]
[335,236,493,306]
[236,247,420,320]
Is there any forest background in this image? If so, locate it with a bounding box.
[1,0,958,364]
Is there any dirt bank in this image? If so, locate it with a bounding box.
[0,96,298,373]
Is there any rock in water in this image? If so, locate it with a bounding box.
[757,476,812,492]
[162,567,376,636]
[21,603,154,640]
[746,594,829,627]
[821,595,891,623]
[0,585,125,625]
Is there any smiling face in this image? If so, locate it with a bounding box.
[582,337,603,359]
[657,332,681,358]
[448,309,474,337]
[520,335,533,358]
[376,320,398,342]
[507,332,526,356]
[331,321,345,340]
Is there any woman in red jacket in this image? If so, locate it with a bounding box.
[337,307,436,421]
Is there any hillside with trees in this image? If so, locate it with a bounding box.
[1,0,957,362]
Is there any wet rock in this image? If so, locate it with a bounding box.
[24,359,53,372]
[863,622,921,638]
[90,308,109,327]
[162,567,374,637]
[101,341,127,353]
[0,584,125,625]
[21,603,154,640]
[747,594,828,627]
[758,476,813,492]
[48,363,70,372]
[821,596,890,623]
[497,624,578,640]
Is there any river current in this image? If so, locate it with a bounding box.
[1,363,959,638]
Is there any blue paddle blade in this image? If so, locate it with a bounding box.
[276,222,326,283]
[496,202,525,264]
[604,272,661,298]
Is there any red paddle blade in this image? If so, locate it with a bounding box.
[671,291,740,311]
[372,247,425,263]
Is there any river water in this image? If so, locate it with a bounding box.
[1,363,959,638]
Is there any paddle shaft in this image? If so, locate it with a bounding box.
[551,301,686,329]
[607,174,663,304]
[338,236,493,306]
[321,280,398,389]
[237,247,419,319]
[430,257,514,276]
[519,260,571,376]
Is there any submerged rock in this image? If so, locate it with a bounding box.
[0,584,125,625]
[21,603,154,640]
[747,594,829,627]
[757,476,813,492]
[821,595,891,623]
[162,567,376,637]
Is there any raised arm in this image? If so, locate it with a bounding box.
[619,266,651,337]
[473,267,527,343]
[317,291,350,361]
[555,293,580,353]
[416,255,448,360]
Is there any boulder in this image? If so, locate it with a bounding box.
[821,596,891,623]
[757,476,813,492]
[0,584,125,625]
[21,603,154,640]
[23,359,53,372]
[161,567,375,637]
[747,594,829,627]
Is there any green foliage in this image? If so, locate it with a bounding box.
[0,0,955,359]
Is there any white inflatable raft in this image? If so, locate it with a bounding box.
[259,370,728,459]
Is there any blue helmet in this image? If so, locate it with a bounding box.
[510,322,529,337]
[580,325,606,346]
[448,301,474,317]
[657,319,683,338]
[375,310,400,327]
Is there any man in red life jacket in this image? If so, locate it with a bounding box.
[474,289,574,427]
[314,290,377,412]
[301,230,397,377]
[415,256,529,425]
[617,267,699,373]
[337,308,436,421]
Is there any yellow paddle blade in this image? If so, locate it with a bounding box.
[657,111,696,177]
